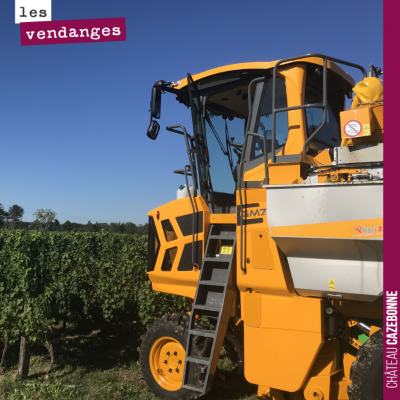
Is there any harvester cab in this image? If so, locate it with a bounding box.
[140,54,384,400]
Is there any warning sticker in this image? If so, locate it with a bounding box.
[220,246,233,255]
[329,279,335,291]
[363,124,371,136]
[344,120,362,137]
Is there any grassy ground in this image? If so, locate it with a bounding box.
[0,323,257,400]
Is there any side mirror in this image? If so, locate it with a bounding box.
[147,120,160,140]
[150,87,162,119]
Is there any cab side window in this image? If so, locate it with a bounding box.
[251,76,288,160]
[304,66,345,149]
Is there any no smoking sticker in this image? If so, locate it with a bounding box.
[344,120,362,137]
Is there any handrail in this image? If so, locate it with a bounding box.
[167,124,198,196]
[270,53,367,162]
[174,165,198,270]
[238,131,269,275]
[302,58,328,155]
[369,64,383,78]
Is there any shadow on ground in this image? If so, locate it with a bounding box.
[0,321,257,400]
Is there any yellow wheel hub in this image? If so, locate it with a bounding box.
[149,336,186,391]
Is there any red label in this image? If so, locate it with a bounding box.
[343,120,362,137]
[20,18,126,46]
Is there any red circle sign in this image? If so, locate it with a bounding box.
[344,120,362,137]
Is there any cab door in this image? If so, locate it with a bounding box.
[235,65,323,392]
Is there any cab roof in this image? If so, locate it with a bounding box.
[173,57,355,89]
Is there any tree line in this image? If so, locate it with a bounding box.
[0,203,148,235]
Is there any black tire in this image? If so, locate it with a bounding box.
[139,313,244,400]
[139,313,211,400]
[220,330,244,376]
[348,330,383,400]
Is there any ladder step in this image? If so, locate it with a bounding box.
[199,280,226,287]
[182,224,237,394]
[190,329,216,338]
[186,356,210,365]
[182,384,205,393]
[208,235,235,240]
[192,304,221,312]
[203,257,232,263]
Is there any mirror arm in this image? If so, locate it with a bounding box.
[158,85,189,99]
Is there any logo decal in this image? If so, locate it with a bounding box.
[353,225,383,237]
[243,208,266,218]
[237,203,266,226]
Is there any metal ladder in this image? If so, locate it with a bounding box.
[182,224,236,394]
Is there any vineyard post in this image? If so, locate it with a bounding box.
[16,336,31,378]
[44,336,55,377]
[0,337,9,372]
[16,305,31,378]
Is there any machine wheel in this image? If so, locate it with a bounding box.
[348,330,383,400]
[139,313,243,400]
[139,313,210,400]
[219,330,244,376]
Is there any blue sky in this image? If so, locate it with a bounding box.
[0,0,383,224]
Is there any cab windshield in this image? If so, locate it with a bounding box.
[202,84,249,213]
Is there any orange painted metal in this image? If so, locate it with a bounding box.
[174,57,354,90]
[147,195,210,299]
[145,58,383,400]
[237,188,324,392]
[149,336,185,391]
[270,218,383,240]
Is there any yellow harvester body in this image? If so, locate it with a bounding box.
[143,55,383,400]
